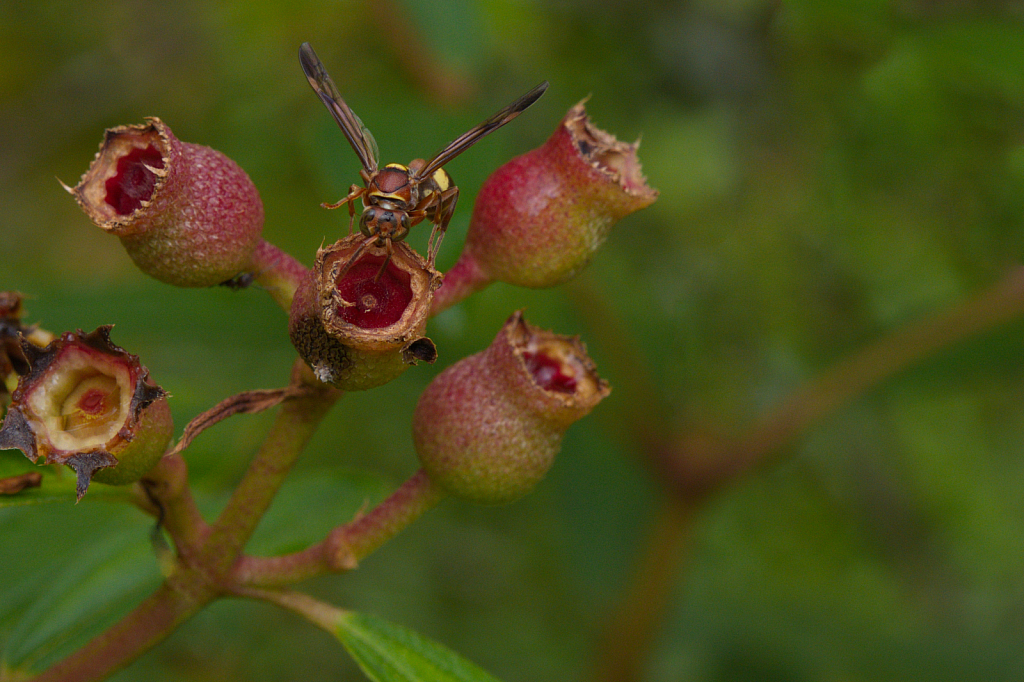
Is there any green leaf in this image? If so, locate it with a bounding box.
[0,506,160,671]
[334,611,503,682]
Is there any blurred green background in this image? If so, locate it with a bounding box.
[5,0,1024,680]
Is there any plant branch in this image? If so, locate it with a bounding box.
[202,358,341,576]
[233,586,345,634]
[430,252,492,317]
[671,264,1024,498]
[233,468,446,586]
[572,265,1024,498]
[577,266,1024,681]
[133,451,209,557]
[593,497,694,682]
[31,362,338,681]
[31,581,216,682]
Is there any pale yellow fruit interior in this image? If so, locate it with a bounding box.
[26,348,132,451]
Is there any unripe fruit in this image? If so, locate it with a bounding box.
[412,311,609,503]
[289,235,442,391]
[66,118,264,287]
[0,327,173,500]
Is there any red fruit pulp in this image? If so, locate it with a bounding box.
[76,388,110,415]
[104,145,165,215]
[522,351,577,394]
[335,258,413,329]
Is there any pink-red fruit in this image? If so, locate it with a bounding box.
[436,99,657,310]
[66,118,264,287]
[0,327,173,500]
[412,311,610,504]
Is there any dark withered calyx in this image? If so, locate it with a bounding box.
[0,326,173,501]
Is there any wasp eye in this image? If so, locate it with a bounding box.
[359,209,375,236]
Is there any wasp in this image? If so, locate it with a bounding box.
[299,42,548,278]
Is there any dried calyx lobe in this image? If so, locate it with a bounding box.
[0,294,30,398]
[0,327,173,500]
[0,292,52,409]
[289,236,441,391]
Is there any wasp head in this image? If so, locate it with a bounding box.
[360,205,410,244]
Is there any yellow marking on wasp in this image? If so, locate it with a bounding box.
[432,169,451,191]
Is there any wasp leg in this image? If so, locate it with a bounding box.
[335,234,378,285]
[322,184,365,234]
[373,239,394,283]
[426,186,459,268]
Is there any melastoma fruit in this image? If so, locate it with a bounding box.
[0,327,173,500]
[412,311,610,504]
[289,235,442,391]
[66,118,264,287]
[433,99,658,313]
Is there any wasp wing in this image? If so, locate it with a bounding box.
[414,81,549,181]
[299,42,380,174]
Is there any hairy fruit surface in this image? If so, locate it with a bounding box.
[413,311,609,503]
[450,100,657,292]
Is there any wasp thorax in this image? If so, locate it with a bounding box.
[371,165,415,200]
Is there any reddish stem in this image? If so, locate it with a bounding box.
[137,452,209,556]
[34,364,337,682]
[248,239,310,312]
[233,587,345,633]
[594,498,693,682]
[585,266,1024,682]
[31,582,216,682]
[202,360,340,576]
[670,264,1024,498]
[233,468,446,586]
[430,251,492,317]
